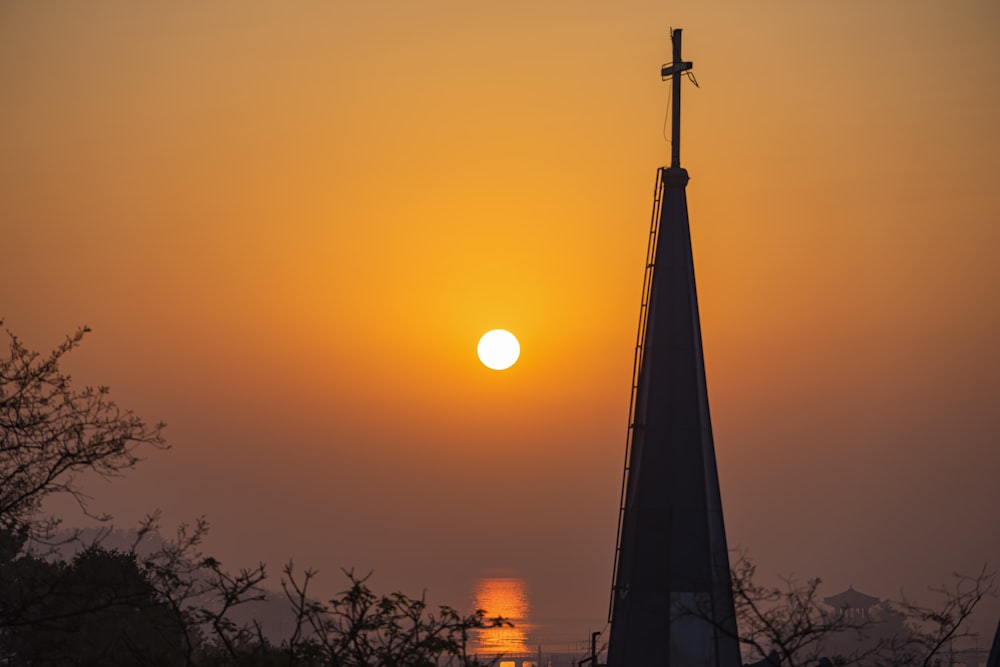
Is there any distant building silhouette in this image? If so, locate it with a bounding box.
[822,585,881,621]
[607,29,740,667]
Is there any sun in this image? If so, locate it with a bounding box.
[477,330,520,370]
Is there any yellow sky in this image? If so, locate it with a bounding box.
[2,0,998,642]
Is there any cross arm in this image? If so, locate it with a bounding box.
[661,60,693,80]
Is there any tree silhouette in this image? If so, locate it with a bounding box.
[871,565,996,667]
[279,565,506,666]
[709,550,997,667]
[725,550,877,666]
[0,537,186,665]
[0,321,165,537]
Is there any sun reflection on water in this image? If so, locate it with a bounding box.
[471,575,533,655]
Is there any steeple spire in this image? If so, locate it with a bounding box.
[661,29,694,168]
[607,30,739,667]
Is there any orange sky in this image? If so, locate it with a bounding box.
[2,0,998,645]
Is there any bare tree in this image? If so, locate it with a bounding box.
[132,512,269,665]
[126,518,508,667]
[872,564,996,667]
[725,550,878,667]
[280,564,506,666]
[0,322,165,536]
[722,550,996,667]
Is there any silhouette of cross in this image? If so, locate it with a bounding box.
[661,29,693,168]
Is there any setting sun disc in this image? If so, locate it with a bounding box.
[477,330,520,370]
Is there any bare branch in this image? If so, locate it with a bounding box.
[0,323,166,537]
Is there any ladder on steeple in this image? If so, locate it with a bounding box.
[609,167,664,621]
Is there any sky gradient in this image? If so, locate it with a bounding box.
[3,0,998,647]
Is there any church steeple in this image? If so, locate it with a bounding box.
[607,29,740,667]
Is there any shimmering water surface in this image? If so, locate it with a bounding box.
[471,575,534,655]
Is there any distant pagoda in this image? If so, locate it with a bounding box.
[607,29,741,667]
[823,586,881,621]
